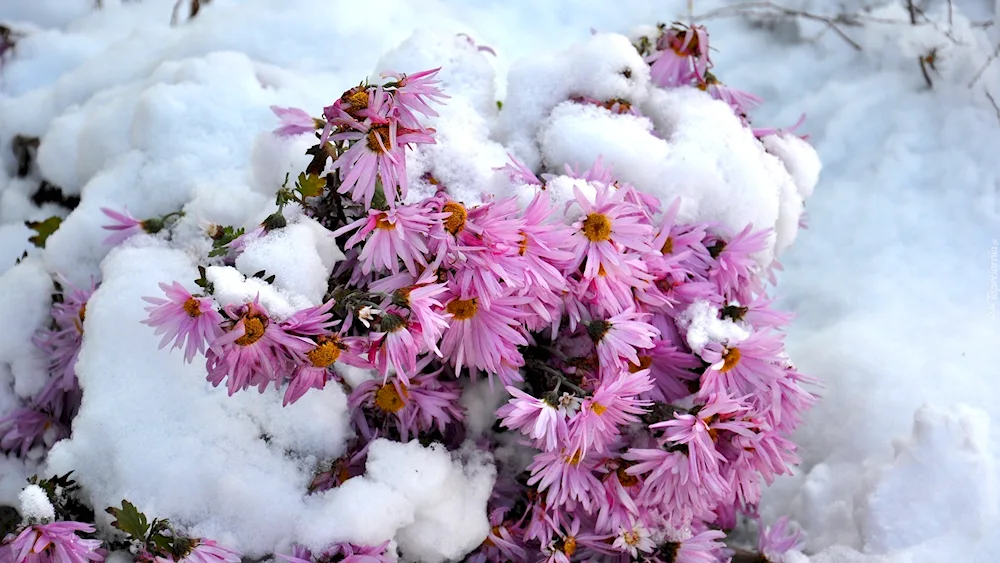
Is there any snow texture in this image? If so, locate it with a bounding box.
[18,484,54,522]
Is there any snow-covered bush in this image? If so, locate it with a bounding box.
[0,11,823,563]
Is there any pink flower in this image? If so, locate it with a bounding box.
[330,91,434,208]
[439,292,530,381]
[369,309,421,385]
[611,521,655,558]
[567,183,653,280]
[466,509,526,563]
[587,309,659,372]
[270,106,320,137]
[349,369,462,441]
[32,280,94,394]
[0,408,66,458]
[153,539,240,563]
[622,448,719,526]
[497,387,570,451]
[283,334,346,406]
[392,275,450,355]
[698,73,761,119]
[498,154,542,185]
[526,448,602,511]
[384,68,448,128]
[206,299,312,395]
[568,369,653,457]
[698,330,787,411]
[758,517,804,561]
[2,521,104,563]
[652,528,727,563]
[337,205,445,276]
[100,208,147,246]
[706,224,770,298]
[142,282,223,363]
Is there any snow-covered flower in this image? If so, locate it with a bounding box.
[142,282,223,363]
[2,521,104,563]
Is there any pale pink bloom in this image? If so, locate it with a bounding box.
[369,309,421,385]
[657,528,728,563]
[622,448,720,526]
[279,541,392,563]
[612,521,655,558]
[497,387,569,451]
[698,330,787,411]
[206,299,312,395]
[32,280,94,394]
[269,106,320,137]
[391,274,450,354]
[517,192,575,294]
[282,334,346,406]
[752,113,808,139]
[142,282,223,363]
[588,309,659,372]
[384,68,448,128]
[439,292,530,378]
[153,539,240,563]
[498,153,542,185]
[567,183,653,280]
[100,207,145,246]
[526,448,602,511]
[758,517,804,561]
[336,205,445,275]
[707,224,770,298]
[0,408,66,458]
[2,521,104,563]
[699,73,762,118]
[349,369,462,441]
[572,255,653,317]
[647,24,710,87]
[466,508,526,563]
[594,458,643,534]
[568,369,653,457]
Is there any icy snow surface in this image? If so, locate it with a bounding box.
[1,0,999,561]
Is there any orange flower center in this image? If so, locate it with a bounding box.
[366,125,393,153]
[562,536,577,556]
[629,356,653,373]
[182,297,202,318]
[720,348,741,372]
[345,89,369,109]
[446,298,478,321]
[442,202,467,235]
[307,339,342,368]
[75,303,87,334]
[375,213,394,230]
[518,231,529,256]
[661,236,674,254]
[591,402,607,415]
[235,315,266,346]
[374,383,408,413]
[582,213,612,242]
[616,464,639,487]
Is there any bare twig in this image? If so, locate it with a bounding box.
[986,91,1000,124]
[693,1,863,51]
[969,42,1000,88]
[907,0,917,25]
[918,56,933,88]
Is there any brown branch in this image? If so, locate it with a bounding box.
[969,43,1000,88]
[693,1,862,51]
[918,56,933,88]
[986,91,1000,125]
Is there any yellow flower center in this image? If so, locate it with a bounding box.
[616,463,639,487]
[446,298,478,321]
[183,297,202,318]
[375,213,395,230]
[374,383,408,413]
[720,347,741,372]
[661,236,674,254]
[591,402,607,415]
[345,89,369,109]
[566,449,583,466]
[582,213,612,242]
[518,231,529,256]
[561,536,577,556]
[75,303,87,334]
[623,530,641,546]
[307,338,342,368]
[442,202,467,235]
[234,316,266,346]
[629,356,653,373]
[366,125,393,153]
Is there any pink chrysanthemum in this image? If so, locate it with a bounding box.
[270,106,321,137]
[283,334,346,406]
[142,282,223,363]
[337,205,445,276]
[568,369,653,457]
[152,539,240,563]
[2,521,104,563]
[206,299,312,395]
[587,309,659,373]
[758,517,804,561]
[526,448,603,512]
[0,408,66,458]
[497,387,571,452]
[567,183,653,280]
[32,280,94,393]
[368,309,421,385]
[100,208,146,246]
[384,68,448,128]
[439,292,530,380]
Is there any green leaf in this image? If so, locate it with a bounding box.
[208,226,245,258]
[106,499,149,540]
[25,216,62,248]
[295,172,326,198]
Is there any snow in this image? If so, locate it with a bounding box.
[0,0,999,561]
[676,299,750,354]
[17,484,54,522]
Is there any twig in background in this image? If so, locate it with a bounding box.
[694,2,863,51]
[986,91,1000,124]
[969,42,1000,88]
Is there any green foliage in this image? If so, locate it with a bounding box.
[25,216,62,248]
[208,225,245,258]
[106,499,149,539]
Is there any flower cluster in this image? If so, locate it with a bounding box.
[135,22,817,563]
[0,280,95,459]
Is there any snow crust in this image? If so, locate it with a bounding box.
[18,484,54,522]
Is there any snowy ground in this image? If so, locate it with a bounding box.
[0,0,998,561]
